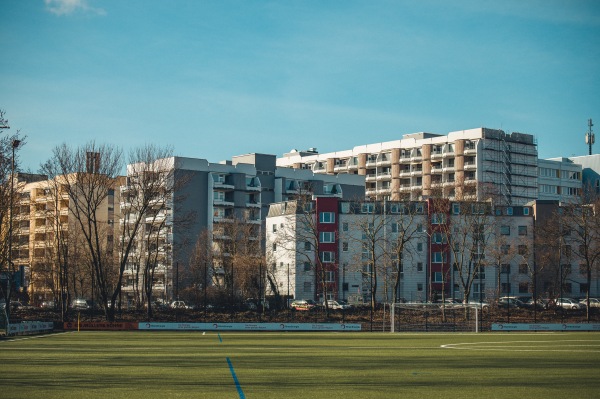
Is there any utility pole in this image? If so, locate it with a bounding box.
[585,119,595,155]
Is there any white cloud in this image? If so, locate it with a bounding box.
[44,0,106,16]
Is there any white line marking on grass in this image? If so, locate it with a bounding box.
[0,331,73,343]
[441,339,600,352]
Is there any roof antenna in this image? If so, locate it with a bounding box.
[585,119,594,155]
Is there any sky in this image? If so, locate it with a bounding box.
[1,0,599,173]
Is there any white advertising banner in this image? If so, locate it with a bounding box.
[8,321,54,335]
[492,323,600,331]
[138,322,361,331]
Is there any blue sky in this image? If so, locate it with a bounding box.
[1,0,599,173]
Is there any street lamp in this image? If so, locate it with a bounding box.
[8,139,21,299]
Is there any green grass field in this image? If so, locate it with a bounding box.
[1,331,599,398]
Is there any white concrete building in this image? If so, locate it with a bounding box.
[277,127,538,206]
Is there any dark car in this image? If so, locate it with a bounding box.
[497,297,526,309]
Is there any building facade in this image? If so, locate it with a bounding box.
[277,127,538,206]
[119,154,365,304]
[266,196,537,305]
[538,158,582,203]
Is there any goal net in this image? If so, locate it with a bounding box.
[390,303,482,333]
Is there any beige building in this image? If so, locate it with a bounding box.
[11,173,121,305]
[277,127,538,206]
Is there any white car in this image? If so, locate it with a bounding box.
[579,298,600,308]
[323,300,351,310]
[170,300,190,310]
[555,298,584,310]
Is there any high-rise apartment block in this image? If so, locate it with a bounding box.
[277,127,538,205]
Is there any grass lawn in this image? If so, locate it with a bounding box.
[1,331,599,398]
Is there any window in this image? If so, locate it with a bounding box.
[320,251,335,263]
[363,264,373,273]
[304,241,311,251]
[416,223,423,233]
[433,252,446,263]
[500,225,510,235]
[518,226,527,236]
[432,232,447,244]
[519,282,529,294]
[562,264,571,275]
[361,203,375,213]
[417,262,424,272]
[431,213,446,224]
[505,207,513,216]
[319,231,335,243]
[342,222,349,232]
[501,283,511,294]
[523,208,530,216]
[519,264,528,274]
[518,245,528,256]
[303,282,312,293]
[319,212,335,223]
[501,245,510,255]
[272,224,277,233]
[325,271,335,283]
[342,242,349,252]
[473,283,485,295]
[304,262,311,272]
[501,264,511,274]
[452,203,460,214]
[417,283,423,292]
[391,222,398,233]
[434,272,443,282]
[272,243,277,251]
[417,242,423,252]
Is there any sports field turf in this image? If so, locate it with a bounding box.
[1,331,599,398]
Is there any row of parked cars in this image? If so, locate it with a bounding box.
[290,299,355,311]
[437,297,600,311]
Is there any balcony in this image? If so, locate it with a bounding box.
[365,188,378,196]
[376,155,391,166]
[246,201,261,208]
[334,162,348,172]
[399,156,411,164]
[246,185,261,192]
[464,162,477,170]
[213,181,235,190]
[399,185,411,192]
[443,180,456,187]
[443,151,455,158]
[410,155,422,162]
[464,146,477,155]
[376,173,391,181]
[431,166,443,174]
[365,174,377,182]
[443,166,455,173]
[213,199,235,207]
[411,170,422,177]
[431,151,443,160]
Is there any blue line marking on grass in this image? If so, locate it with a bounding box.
[226,357,246,399]
[218,333,222,343]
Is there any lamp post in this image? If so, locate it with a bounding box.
[8,139,21,304]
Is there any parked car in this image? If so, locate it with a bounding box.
[71,298,89,310]
[170,300,191,310]
[579,298,600,308]
[290,299,317,311]
[438,298,463,309]
[244,298,270,311]
[467,301,490,310]
[555,298,585,310]
[526,298,551,310]
[323,300,352,310]
[497,297,526,309]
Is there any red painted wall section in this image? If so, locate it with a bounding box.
[314,197,340,300]
[427,199,451,299]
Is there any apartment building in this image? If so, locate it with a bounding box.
[538,158,582,203]
[277,127,538,206]
[567,154,600,195]
[11,173,120,305]
[120,154,365,304]
[266,196,535,304]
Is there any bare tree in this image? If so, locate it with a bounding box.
[387,201,425,304]
[431,199,496,313]
[347,201,387,312]
[41,142,123,321]
[272,196,336,318]
[120,145,181,319]
[0,109,26,322]
[561,189,600,321]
